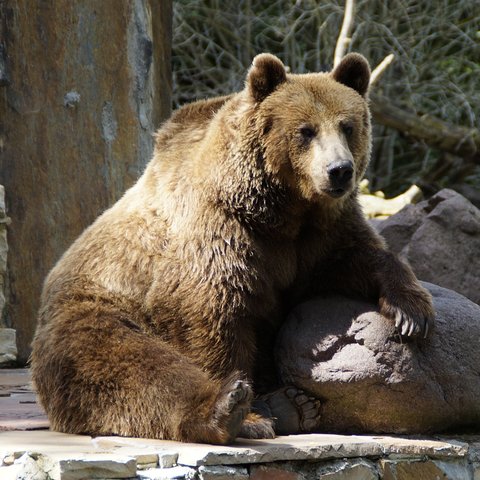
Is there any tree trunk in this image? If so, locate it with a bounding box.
[370,93,480,162]
[0,0,172,363]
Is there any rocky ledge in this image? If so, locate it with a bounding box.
[1,429,479,480]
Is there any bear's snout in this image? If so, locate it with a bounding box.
[326,160,354,196]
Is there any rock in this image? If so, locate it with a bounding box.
[198,465,249,479]
[175,434,383,466]
[0,329,17,366]
[377,189,480,305]
[159,451,179,468]
[249,465,304,480]
[138,466,196,480]
[277,282,480,434]
[58,454,137,480]
[378,458,471,480]
[315,459,378,479]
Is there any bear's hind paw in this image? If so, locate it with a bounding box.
[239,412,275,439]
[255,386,322,435]
[213,378,252,443]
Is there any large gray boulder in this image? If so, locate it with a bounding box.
[277,282,480,434]
[376,189,480,305]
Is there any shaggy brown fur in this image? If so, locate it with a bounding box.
[31,53,434,444]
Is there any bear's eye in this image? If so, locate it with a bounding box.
[299,126,316,141]
[341,122,354,137]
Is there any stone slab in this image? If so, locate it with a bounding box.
[373,435,469,458]
[0,368,49,431]
[0,430,470,469]
[176,434,384,466]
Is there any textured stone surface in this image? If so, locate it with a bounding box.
[158,451,179,468]
[379,458,471,480]
[249,465,304,480]
[58,455,137,480]
[277,282,480,434]
[0,185,8,329]
[377,189,480,305]
[0,1,172,362]
[176,434,383,466]
[137,466,196,479]
[198,464,249,479]
[0,368,48,431]
[0,328,16,365]
[1,427,478,479]
[315,459,378,479]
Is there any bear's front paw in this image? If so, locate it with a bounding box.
[380,286,434,338]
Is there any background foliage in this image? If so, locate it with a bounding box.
[172,0,480,196]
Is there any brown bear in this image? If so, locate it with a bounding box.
[31,53,434,444]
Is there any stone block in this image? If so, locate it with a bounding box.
[379,458,471,480]
[0,329,17,366]
[250,465,305,480]
[315,459,378,479]
[159,451,179,468]
[138,465,196,479]
[198,464,249,479]
[58,454,137,480]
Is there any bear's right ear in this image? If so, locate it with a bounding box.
[332,53,371,97]
[246,53,287,103]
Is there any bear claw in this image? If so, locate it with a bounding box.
[393,307,430,338]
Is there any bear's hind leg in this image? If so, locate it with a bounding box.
[31,306,253,444]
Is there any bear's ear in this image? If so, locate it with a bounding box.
[246,53,287,103]
[331,53,370,97]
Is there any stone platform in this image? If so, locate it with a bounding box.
[1,369,479,479]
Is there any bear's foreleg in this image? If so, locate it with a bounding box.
[312,221,434,337]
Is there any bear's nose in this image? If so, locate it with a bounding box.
[327,160,354,187]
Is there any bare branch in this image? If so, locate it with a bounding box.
[370,53,394,85]
[370,92,480,162]
[333,0,355,67]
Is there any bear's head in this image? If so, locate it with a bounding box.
[244,53,371,204]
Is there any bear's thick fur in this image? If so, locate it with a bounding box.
[31,53,434,444]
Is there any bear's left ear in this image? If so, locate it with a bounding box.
[246,53,287,103]
[332,53,370,97]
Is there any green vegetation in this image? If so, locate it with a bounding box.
[172,0,479,197]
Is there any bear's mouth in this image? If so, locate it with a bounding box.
[325,188,348,198]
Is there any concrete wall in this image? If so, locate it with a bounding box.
[0,0,172,362]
